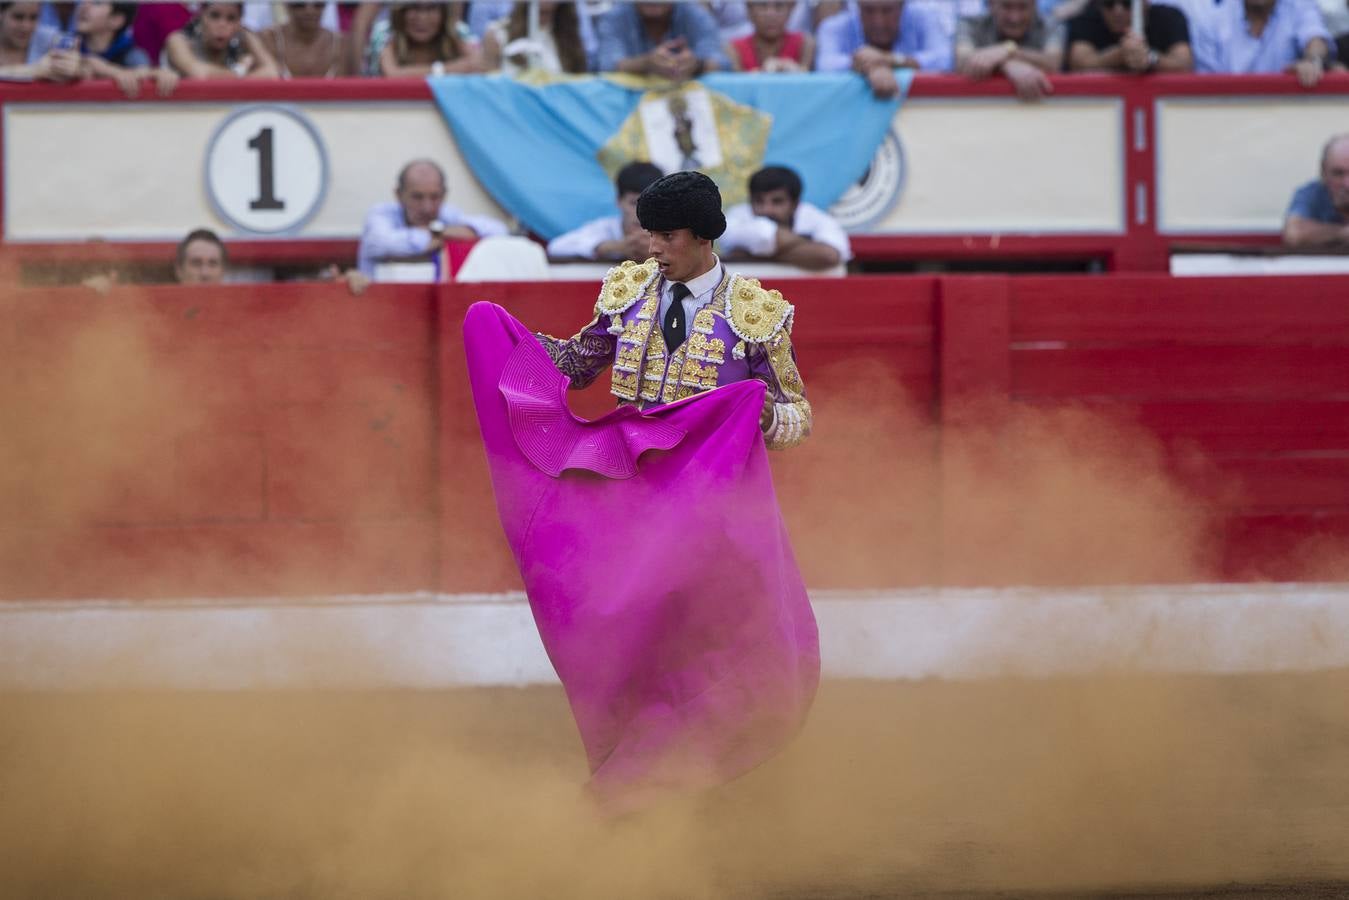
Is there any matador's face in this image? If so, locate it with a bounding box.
[648,227,711,285]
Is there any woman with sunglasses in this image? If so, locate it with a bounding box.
[1064,0,1192,72]
[259,1,342,77]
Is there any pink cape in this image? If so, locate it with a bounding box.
[463,302,819,807]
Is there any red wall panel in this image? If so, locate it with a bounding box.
[0,283,439,599]
[4,273,1349,599]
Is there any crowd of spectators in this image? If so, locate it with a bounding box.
[2,0,1349,96]
[356,156,848,278]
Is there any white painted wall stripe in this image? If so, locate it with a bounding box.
[2,585,1347,690]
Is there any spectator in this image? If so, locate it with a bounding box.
[75,1,179,97]
[259,1,343,77]
[594,1,728,78]
[244,0,341,35]
[30,2,73,35]
[0,0,78,81]
[956,0,1063,99]
[130,2,192,65]
[376,1,482,76]
[709,0,847,37]
[347,0,382,74]
[720,165,852,271]
[467,0,514,38]
[164,2,280,79]
[357,159,509,279]
[1192,0,1332,86]
[727,0,816,71]
[1065,0,1193,73]
[1282,133,1349,247]
[547,161,665,262]
[175,229,227,284]
[815,0,953,98]
[482,1,588,75]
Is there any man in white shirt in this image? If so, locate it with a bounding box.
[546,161,665,263]
[720,166,852,271]
[356,158,509,280]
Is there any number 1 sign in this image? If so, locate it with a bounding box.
[204,105,328,235]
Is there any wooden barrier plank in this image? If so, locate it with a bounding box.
[1221,511,1349,580]
[0,520,438,600]
[1043,400,1349,454]
[938,277,1011,419]
[1201,455,1349,511]
[1012,345,1349,400]
[1010,276,1349,343]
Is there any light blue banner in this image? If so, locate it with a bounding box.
[427,71,910,240]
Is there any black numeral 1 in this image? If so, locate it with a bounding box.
[247,127,285,211]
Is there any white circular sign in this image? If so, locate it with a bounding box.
[204,105,327,235]
[829,126,907,231]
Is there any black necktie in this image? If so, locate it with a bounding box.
[663,283,691,351]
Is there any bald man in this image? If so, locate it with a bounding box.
[356,158,509,279]
[1283,134,1349,248]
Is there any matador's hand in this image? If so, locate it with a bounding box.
[759,393,775,431]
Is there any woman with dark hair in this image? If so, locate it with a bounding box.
[164,1,279,79]
[376,1,481,76]
[260,1,342,78]
[0,0,78,81]
[727,0,814,72]
[76,1,179,96]
[482,1,589,76]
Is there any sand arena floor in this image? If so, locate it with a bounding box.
[3,673,1349,899]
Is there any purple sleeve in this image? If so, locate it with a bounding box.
[536,312,618,390]
[745,329,812,450]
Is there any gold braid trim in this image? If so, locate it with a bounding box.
[726,275,794,345]
[596,258,659,316]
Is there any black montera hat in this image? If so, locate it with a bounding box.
[635,171,726,240]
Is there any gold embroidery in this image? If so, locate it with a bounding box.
[684,332,725,365]
[692,307,715,335]
[660,346,688,403]
[727,275,792,344]
[612,370,639,401]
[609,275,662,403]
[615,342,644,372]
[597,259,658,315]
[680,360,720,390]
[767,334,805,402]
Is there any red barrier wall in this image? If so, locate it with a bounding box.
[4,274,1348,600]
[0,283,439,599]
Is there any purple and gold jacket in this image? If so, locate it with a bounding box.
[538,258,812,450]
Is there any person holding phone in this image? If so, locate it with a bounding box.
[0,0,79,82]
[595,1,728,78]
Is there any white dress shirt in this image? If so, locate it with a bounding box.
[657,258,724,332]
[546,215,623,260]
[357,201,509,278]
[720,202,853,262]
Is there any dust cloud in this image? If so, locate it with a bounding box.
[3,291,1349,898]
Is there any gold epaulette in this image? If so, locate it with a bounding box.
[596,258,659,316]
[726,274,794,345]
